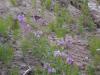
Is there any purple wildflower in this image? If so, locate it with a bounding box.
[66,55,74,65]
[48,67,56,73]
[42,63,56,73]
[17,14,32,36]
[48,67,52,73]
[17,14,25,22]
[43,63,50,69]
[57,39,65,46]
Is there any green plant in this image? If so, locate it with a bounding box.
[0,16,14,35]
[77,15,84,33]
[79,0,95,31]
[54,2,60,13]
[81,0,89,16]
[11,19,19,30]
[11,19,21,39]
[0,18,8,34]
[55,27,69,38]
[48,22,69,38]
[12,29,21,40]
[21,34,50,61]
[0,44,13,64]
[89,36,100,73]
[48,8,72,37]
[87,65,95,75]
[89,36,100,56]
[32,37,49,60]
[94,54,100,65]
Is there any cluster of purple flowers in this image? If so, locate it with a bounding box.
[54,50,74,65]
[17,13,32,35]
[17,14,25,22]
[56,38,65,46]
[66,54,74,65]
[47,67,56,73]
[43,63,56,73]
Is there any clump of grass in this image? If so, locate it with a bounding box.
[0,16,19,41]
[0,44,13,64]
[56,8,73,24]
[21,34,50,61]
[11,19,19,30]
[0,18,7,34]
[48,21,69,38]
[0,16,14,35]
[77,15,85,33]
[0,16,14,64]
[54,2,60,13]
[12,29,21,40]
[11,19,21,40]
[81,0,89,16]
[79,0,96,31]
[31,36,49,60]
[48,7,72,37]
[0,18,10,35]
[89,36,100,67]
